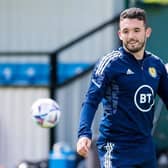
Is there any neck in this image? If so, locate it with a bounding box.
[124,47,145,60]
[132,50,144,60]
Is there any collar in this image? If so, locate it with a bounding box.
[119,47,150,61]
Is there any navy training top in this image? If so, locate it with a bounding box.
[78,47,168,145]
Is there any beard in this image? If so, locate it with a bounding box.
[123,39,146,53]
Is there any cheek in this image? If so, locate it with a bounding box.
[119,35,127,42]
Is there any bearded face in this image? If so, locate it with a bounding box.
[118,18,151,55]
[123,35,146,53]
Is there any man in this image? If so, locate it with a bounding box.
[77,7,168,168]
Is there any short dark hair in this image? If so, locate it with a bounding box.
[120,7,147,27]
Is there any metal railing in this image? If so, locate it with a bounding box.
[0,13,120,149]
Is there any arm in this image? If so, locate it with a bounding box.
[76,94,101,157]
[77,57,113,157]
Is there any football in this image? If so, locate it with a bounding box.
[31,98,61,128]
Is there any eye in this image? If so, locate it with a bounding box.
[134,28,141,32]
[122,29,129,34]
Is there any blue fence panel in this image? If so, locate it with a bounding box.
[0,63,90,86]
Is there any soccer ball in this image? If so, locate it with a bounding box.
[31,98,61,128]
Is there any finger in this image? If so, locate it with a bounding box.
[76,137,91,157]
[77,143,88,153]
[79,150,88,157]
[77,143,89,157]
[79,148,88,157]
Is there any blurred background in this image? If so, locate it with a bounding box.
[0,0,168,167]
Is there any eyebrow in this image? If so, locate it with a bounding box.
[121,27,142,30]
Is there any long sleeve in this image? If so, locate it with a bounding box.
[77,72,108,139]
[77,54,115,139]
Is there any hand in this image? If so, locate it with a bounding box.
[76,136,91,157]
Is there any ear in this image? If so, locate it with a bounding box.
[118,30,122,40]
[146,27,152,38]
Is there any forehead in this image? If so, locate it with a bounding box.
[119,18,145,30]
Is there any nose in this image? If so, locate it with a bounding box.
[127,31,135,39]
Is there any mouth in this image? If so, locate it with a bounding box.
[128,40,137,45]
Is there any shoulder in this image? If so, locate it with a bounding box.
[146,51,163,63]
[101,49,122,62]
[145,50,166,72]
[95,49,122,75]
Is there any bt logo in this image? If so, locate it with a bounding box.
[134,85,155,112]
